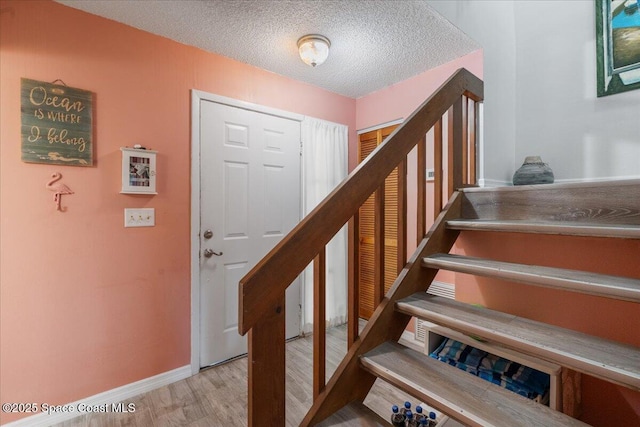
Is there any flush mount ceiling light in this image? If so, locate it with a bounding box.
[297,34,331,67]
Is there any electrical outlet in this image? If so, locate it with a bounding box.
[124,208,155,227]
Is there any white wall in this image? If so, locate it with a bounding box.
[514,0,640,182]
[428,0,517,185]
[429,0,640,184]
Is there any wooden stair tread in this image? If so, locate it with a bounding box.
[396,294,640,391]
[361,341,587,427]
[446,219,640,239]
[317,402,391,426]
[422,253,640,303]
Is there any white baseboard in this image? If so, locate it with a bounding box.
[3,365,191,427]
[479,175,640,188]
[553,175,640,184]
[477,178,511,187]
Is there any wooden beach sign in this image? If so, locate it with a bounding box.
[21,78,93,166]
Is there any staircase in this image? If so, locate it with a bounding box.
[314,182,640,427]
[236,69,640,426]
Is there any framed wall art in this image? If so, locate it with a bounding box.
[596,0,640,97]
[121,147,157,194]
[21,78,94,166]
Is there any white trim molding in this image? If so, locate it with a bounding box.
[357,118,404,135]
[3,366,191,427]
[477,175,640,189]
[478,178,511,188]
[553,175,640,184]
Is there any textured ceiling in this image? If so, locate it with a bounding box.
[55,0,480,99]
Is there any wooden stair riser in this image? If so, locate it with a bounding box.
[460,180,640,225]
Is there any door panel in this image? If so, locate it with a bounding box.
[200,100,301,367]
[224,162,249,237]
[264,165,285,235]
[223,262,246,332]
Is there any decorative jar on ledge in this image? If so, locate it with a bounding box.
[512,156,554,186]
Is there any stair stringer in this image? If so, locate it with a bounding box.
[300,192,463,426]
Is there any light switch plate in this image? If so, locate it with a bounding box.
[124,208,155,227]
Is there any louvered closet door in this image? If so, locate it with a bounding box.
[358,125,399,319]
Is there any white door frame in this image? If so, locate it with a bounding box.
[190,90,304,374]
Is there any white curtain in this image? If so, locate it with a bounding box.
[301,117,348,334]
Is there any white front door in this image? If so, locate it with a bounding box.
[199,99,301,367]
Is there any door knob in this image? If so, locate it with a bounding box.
[204,249,223,258]
[203,229,213,239]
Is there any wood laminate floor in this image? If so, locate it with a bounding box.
[53,324,414,427]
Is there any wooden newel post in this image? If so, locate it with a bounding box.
[248,295,286,426]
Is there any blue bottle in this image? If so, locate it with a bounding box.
[391,405,405,427]
[428,411,438,426]
[405,410,418,427]
[401,401,412,417]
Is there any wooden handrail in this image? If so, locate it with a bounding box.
[238,68,483,335]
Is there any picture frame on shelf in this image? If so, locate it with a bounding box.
[121,147,157,194]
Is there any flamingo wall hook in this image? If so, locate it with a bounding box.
[46,172,74,211]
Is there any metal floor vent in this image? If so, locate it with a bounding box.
[415,282,455,343]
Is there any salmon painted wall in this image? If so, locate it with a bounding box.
[355,50,483,133]
[0,0,355,423]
